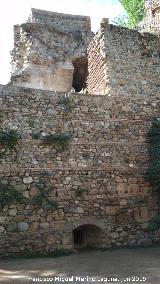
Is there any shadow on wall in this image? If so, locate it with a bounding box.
[72,224,104,250]
[72,57,88,92]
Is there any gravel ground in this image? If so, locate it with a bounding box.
[0,247,160,284]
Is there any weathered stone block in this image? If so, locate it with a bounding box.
[0,226,5,233]
[137,238,152,247]
[23,177,33,184]
[18,222,29,231]
[40,222,49,229]
[7,222,17,232]
[105,206,118,215]
[8,209,17,217]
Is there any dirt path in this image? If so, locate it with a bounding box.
[0,247,160,284]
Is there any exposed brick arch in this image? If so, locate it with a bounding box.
[65,217,106,231]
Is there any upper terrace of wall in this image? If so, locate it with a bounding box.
[87,19,160,95]
[27,8,91,32]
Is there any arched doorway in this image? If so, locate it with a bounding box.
[72,224,103,249]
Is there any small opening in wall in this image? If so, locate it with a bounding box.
[72,57,88,92]
[72,224,103,250]
[73,229,84,245]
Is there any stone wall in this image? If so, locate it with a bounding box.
[0,84,159,256]
[87,19,160,95]
[28,8,91,32]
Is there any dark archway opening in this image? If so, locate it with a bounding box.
[72,58,88,92]
[73,224,103,250]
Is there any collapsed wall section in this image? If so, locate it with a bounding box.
[0,85,159,255]
[87,19,160,96]
[10,9,94,92]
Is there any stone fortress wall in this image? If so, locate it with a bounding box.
[87,19,160,95]
[0,85,159,255]
[0,7,159,255]
[28,8,91,31]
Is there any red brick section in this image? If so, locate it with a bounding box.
[86,31,106,95]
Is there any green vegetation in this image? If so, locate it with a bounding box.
[32,132,41,139]
[75,186,87,197]
[0,181,24,209]
[0,129,20,158]
[4,248,73,259]
[112,14,129,28]
[28,119,35,128]
[43,132,72,150]
[113,0,145,28]
[146,119,160,192]
[146,119,160,230]
[149,215,160,230]
[32,181,58,210]
[58,95,74,113]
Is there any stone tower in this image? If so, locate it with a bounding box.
[10,8,94,92]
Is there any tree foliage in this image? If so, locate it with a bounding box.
[113,0,145,28]
[112,14,129,28]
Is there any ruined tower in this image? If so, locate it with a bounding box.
[142,0,160,33]
[10,8,94,92]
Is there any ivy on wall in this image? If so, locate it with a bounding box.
[31,94,74,154]
[0,129,20,159]
[0,180,24,209]
[146,118,160,230]
[58,95,74,114]
[42,132,72,150]
[75,186,87,197]
[32,179,58,210]
[146,119,160,192]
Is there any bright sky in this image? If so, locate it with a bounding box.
[0,0,124,84]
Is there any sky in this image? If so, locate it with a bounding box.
[0,0,124,84]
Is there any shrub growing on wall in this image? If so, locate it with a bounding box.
[32,180,58,210]
[0,129,20,158]
[43,132,72,150]
[0,181,24,209]
[146,118,160,229]
[146,119,160,192]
